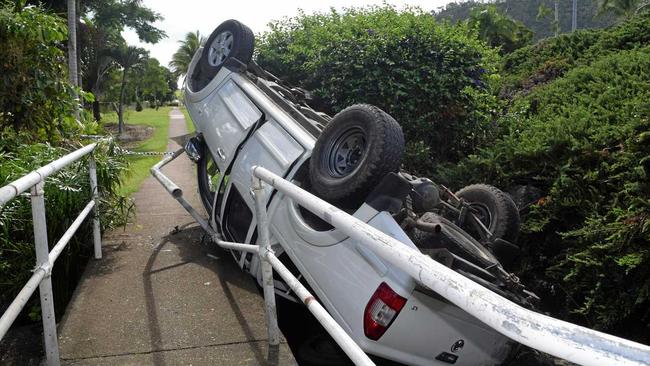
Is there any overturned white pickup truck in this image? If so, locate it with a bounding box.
[178,19,545,366]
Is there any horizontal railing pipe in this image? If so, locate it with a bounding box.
[0,143,97,207]
[264,251,375,366]
[48,200,95,264]
[0,268,47,339]
[252,166,650,366]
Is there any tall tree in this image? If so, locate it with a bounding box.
[537,1,561,37]
[169,31,204,79]
[468,4,533,53]
[109,46,148,134]
[596,0,650,19]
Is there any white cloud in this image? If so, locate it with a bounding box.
[122,0,456,68]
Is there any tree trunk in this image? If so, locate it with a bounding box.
[92,100,101,122]
[118,70,127,135]
[67,0,79,121]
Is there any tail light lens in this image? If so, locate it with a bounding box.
[364,282,407,340]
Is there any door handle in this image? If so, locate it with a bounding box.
[216,147,226,160]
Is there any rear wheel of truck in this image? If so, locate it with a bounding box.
[309,104,405,207]
[455,184,520,244]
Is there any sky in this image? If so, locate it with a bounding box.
[122,0,458,68]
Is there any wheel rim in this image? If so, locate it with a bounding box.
[325,127,367,178]
[469,203,492,227]
[207,31,233,67]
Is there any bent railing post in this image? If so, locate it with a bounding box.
[30,181,61,366]
[88,155,102,259]
[252,177,280,347]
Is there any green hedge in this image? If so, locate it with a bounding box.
[0,4,130,320]
[500,12,650,96]
[0,4,80,143]
[456,46,650,342]
[256,5,500,174]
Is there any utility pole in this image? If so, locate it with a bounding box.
[572,0,578,32]
[554,0,560,37]
[67,0,80,121]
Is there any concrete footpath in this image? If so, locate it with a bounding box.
[57,108,295,365]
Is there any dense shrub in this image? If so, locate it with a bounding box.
[0,4,79,143]
[0,4,130,320]
[500,12,650,95]
[0,141,131,315]
[256,5,501,175]
[454,47,650,342]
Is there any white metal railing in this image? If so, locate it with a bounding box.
[150,151,650,366]
[251,166,650,366]
[0,143,103,366]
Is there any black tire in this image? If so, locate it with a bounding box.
[309,104,404,205]
[455,184,520,244]
[193,20,254,89]
[197,144,220,215]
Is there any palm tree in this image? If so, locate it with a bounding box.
[597,0,650,19]
[469,4,533,54]
[169,31,204,79]
[537,1,561,37]
[109,46,148,134]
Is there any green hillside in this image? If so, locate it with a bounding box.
[436,0,617,40]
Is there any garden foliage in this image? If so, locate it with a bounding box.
[500,12,650,95]
[256,5,501,174]
[258,6,649,342]
[457,31,650,341]
[0,4,79,143]
[0,4,130,318]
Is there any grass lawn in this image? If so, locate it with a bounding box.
[180,106,195,133]
[103,107,173,196]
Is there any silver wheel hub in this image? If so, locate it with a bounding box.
[207,31,233,67]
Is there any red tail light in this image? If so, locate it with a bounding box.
[364,282,407,340]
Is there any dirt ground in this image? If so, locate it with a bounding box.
[103,123,153,150]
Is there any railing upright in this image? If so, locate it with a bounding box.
[30,181,61,366]
[88,155,102,259]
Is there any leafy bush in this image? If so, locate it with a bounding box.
[454,47,650,342]
[256,5,501,175]
[0,4,79,143]
[500,12,650,95]
[0,141,131,315]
